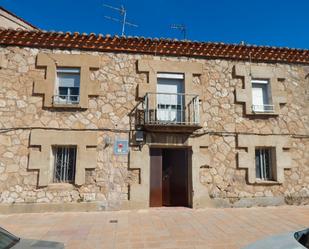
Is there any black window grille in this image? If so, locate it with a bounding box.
[53,146,76,183]
[255,147,273,180]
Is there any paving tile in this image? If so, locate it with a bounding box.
[0,206,308,248]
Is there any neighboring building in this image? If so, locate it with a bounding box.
[0,29,308,213]
[0,7,38,30]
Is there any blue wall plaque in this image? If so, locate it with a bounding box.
[114,139,129,155]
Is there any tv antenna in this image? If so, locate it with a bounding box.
[103,4,138,36]
[171,24,187,40]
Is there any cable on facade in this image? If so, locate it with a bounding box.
[191,130,309,138]
[0,127,130,134]
[0,127,308,139]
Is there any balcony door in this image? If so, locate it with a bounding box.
[157,73,184,123]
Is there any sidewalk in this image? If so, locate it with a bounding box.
[0,206,308,249]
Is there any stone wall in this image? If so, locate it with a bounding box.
[0,45,308,210]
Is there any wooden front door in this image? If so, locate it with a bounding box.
[162,148,189,206]
[150,148,191,207]
[149,148,162,207]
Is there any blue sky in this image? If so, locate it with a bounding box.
[1,0,309,49]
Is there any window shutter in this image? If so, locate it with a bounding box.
[58,73,80,88]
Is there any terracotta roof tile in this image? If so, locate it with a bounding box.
[0,29,308,64]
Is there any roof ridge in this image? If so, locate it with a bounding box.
[0,29,308,64]
[1,28,308,52]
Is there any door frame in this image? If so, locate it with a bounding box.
[149,146,192,208]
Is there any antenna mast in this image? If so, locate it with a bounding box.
[103,4,138,36]
[171,24,187,40]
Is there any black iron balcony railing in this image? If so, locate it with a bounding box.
[140,92,200,126]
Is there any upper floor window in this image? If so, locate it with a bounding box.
[255,147,274,181]
[53,146,77,183]
[251,79,274,113]
[54,67,80,105]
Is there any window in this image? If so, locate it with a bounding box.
[54,67,80,104]
[255,147,274,181]
[251,79,274,113]
[156,73,185,123]
[53,146,77,183]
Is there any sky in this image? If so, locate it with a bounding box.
[1,0,309,49]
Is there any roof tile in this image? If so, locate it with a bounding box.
[0,29,308,64]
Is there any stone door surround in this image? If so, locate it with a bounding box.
[34,53,100,108]
[29,129,98,186]
[128,133,212,209]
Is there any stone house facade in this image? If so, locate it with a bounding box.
[0,29,308,212]
[0,7,38,30]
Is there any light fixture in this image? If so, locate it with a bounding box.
[104,136,112,146]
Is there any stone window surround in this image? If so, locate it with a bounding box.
[234,64,287,115]
[29,129,97,186]
[237,134,291,184]
[137,59,203,98]
[34,53,100,108]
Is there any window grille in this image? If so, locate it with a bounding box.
[53,146,77,183]
[255,147,273,180]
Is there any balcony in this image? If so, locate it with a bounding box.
[252,104,274,113]
[53,95,80,106]
[135,93,201,133]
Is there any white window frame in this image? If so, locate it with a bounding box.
[157,73,184,79]
[251,79,274,113]
[54,67,80,105]
[255,147,274,181]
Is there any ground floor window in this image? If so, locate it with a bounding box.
[53,146,77,183]
[255,147,274,180]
